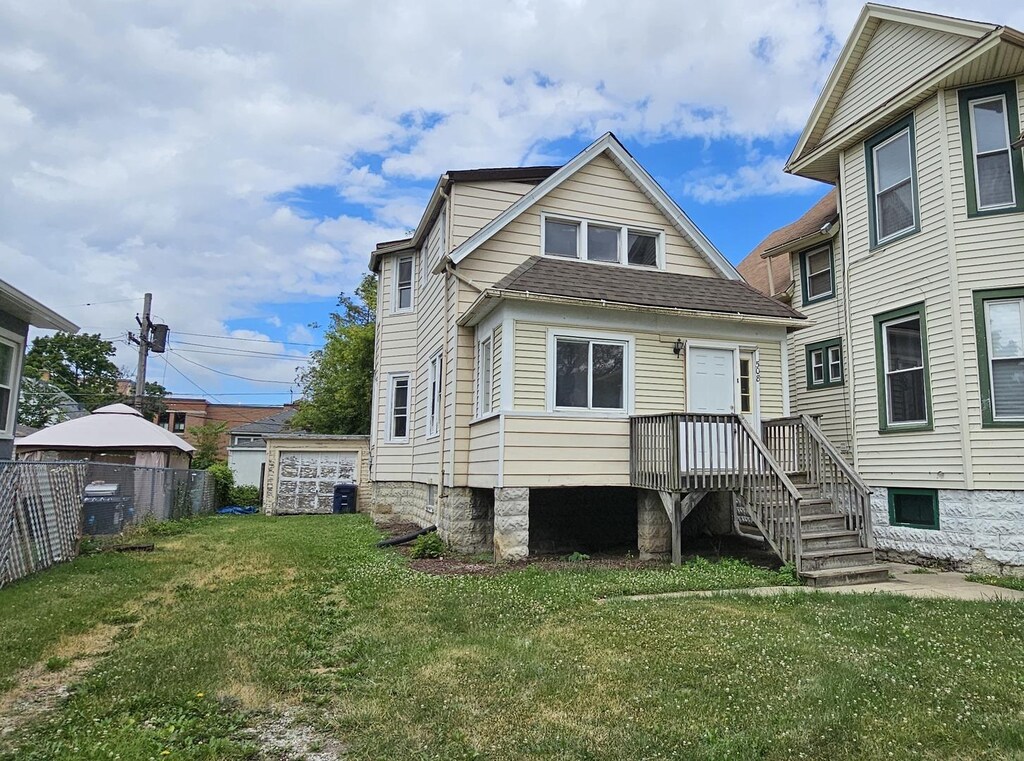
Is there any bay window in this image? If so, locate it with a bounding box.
[552,335,628,412]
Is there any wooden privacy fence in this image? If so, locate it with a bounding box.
[0,461,87,588]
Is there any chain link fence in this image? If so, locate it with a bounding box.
[0,460,216,587]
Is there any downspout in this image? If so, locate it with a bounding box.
[837,161,857,469]
[437,186,451,503]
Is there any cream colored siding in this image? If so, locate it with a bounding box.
[841,94,966,487]
[513,321,547,411]
[756,339,785,419]
[491,324,502,411]
[786,237,853,454]
[501,416,631,488]
[467,417,500,487]
[945,78,1024,488]
[451,181,531,249]
[823,21,975,142]
[456,152,719,315]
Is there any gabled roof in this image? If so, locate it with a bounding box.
[443,133,740,281]
[787,4,1015,181]
[230,407,297,435]
[469,256,804,323]
[0,279,79,332]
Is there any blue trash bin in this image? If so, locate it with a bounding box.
[332,483,357,514]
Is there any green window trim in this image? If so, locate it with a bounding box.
[888,487,940,531]
[864,114,921,250]
[805,337,844,390]
[958,81,1024,218]
[873,302,933,433]
[973,286,1024,428]
[798,243,835,305]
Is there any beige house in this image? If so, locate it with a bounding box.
[369,133,885,585]
[744,4,1024,572]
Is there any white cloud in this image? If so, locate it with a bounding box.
[684,155,820,204]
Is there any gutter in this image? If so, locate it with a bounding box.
[458,289,809,330]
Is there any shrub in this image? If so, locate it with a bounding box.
[562,551,590,563]
[228,485,261,507]
[409,532,445,559]
[206,463,234,507]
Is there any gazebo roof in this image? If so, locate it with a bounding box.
[15,403,195,453]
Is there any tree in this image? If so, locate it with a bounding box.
[292,274,376,435]
[188,421,228,469]
[23,332,122,412]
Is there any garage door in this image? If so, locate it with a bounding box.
[274,450,358,514]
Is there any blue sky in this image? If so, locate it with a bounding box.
[5,0,1021,407]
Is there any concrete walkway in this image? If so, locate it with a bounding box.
[606,564,1024,603]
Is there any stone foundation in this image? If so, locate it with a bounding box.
[494,487,529,561]
[437,487,493,554]
[370,481,433,528]
[872,488,1024,573]
[637,491,671,560]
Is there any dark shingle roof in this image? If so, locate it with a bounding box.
[446,166,560,183]
[231,408,297,435]
[492,257,805,320]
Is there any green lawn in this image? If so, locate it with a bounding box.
[2,515,1024,760]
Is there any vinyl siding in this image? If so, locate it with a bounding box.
[451,181,531,249]
[841,94,966,487]
[501,415,631,488]
[945,77,1024,488]
[491,324,502,411]
[786,238,854,455]
[455,152,720,315]
[823,20,975,143]
[466,416,500,487]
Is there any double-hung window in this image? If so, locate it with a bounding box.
[427,352,443,437]
[387,374,411,442]
[974,288,1024,425]
[477,336,493,416]
[806,338,843,389]
[875,304,931,431]
[552,336,628,412]
[0,339,15,436]
[799,245,834,304]
[393,255,414,312]
[543,216,660,268]
[866,116,919,247]
[959,81,1024,216]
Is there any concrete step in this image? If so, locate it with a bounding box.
[800,498,834,516]
[800,564,890,588]
[800,546,875,572]
[800,513,849,532]
[801,529,861,551]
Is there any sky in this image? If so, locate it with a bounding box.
[4,0,1024,406]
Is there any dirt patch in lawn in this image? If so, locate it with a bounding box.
[0,622,124,747]
[242,706,349,760]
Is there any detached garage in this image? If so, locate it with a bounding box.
[262,434,370,515]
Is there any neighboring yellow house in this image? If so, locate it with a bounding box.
[369,133,884,586]
[744,4,1024,572]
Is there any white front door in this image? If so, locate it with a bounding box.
[683,346,738,471]
[689,347,737,413]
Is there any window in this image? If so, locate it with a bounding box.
[393,255,414,312]
[387,374,411,441]
[888,488,939,530]
[805,338,843,389]
[799,245,834,304]
[874,304,931,431]
[0,339,14,434]
[739,357,753,414]
[172,413,186,434]
[427,352,443,437]
[553,337,627,411]
[866,116,919,247]
[476,336,493,416]
[974,288,1024,425]
[542,216,661,267]
[959,82,1024,217]
[157,411,170,429]
[233,435,262,446]
[426,483,437,510]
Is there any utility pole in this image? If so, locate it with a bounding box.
[133,293,152,412]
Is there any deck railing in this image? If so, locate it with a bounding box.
[630,413,804,566]
[762,415,873,548]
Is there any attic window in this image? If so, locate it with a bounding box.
[542,215,663,268]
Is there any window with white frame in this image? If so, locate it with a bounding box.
[543,216,660,267]
[805,338,843,389]
[0,339,15,435]
[982,295,1024,421]
[878,310,929,427]
[968,95,1016,210]
[393,255,414,312]
[553,337,627,411]
[387,374,411,441]
[800,245,833,303]
[427,352,443,437]
[477,336,493,415]
[867,118,918,246]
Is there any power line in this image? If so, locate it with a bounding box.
[159,355,223,402]
[56,297,142,308]
[172,330,323,348]
[172,348,309,363]
[167,350,296,385]
[170,340,312,359]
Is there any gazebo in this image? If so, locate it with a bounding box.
[15,403,194,468]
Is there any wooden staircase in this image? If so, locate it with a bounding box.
[631,412,887,587]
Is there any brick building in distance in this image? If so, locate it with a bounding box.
[156,397,294,460]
